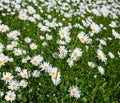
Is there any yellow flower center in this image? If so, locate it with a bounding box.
[0,60,3,65]
[98,55,102,59]
[21,82,25,86]
[61,31,65,36]
[71,90,77,95]
[12,84,16,88]
[44,65,48,69]
[1,27,5,31]
[29,10,33,13]
[31,45,35,49]
[75,52,79,56]
[51,71,56,77]
[80,37,85,42]
[11,34,15,37]
[60,50,65,54]
[47,23,51,27]
[91,27,96,32]
[9,94,13,99]
[5,77,10,81]
[15,51,19,55]
[33,60,38,65]
[21,15,25,19]
[23,73,28,77]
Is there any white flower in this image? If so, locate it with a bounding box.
[7,30,20,40]
[99,39,107,46]
[49,67,57,78]
[19,69,29,79]
[30,55,43,66]
[51,72,61,85]
[90,23,100,33]
[33,14,40,20]
[11,41,18,47]
[8,80,19,90]
[72,48,83,58]
[65,36,71,43]
[112,29,120,39]
[15,67,21,72]
[0,24,9,32]
[6,44,14,51]
[5,91,16,102]
[20,80,28,88]
[98,66,105,75]
[0,43,4,53]
[24,37,31,43]
[108,52,115,59]
[58,46,68,58]
[68,86,81,98]
[18,12,28,20]
[13,48,22,56]
[2,72,13,83]
[0,91,4,97]
[40,36,44,40]
[32,70,41,78]
[97,49,107,62]
[100,6,109,17]
[40,62,51,72]
[88,61,96,68]
[67,58,74,67]
[30,43,38,50]
[46,34,52,40]
[27,6,36,14]
[78,32,89,43]
[0,53,8,68]
[59,27,70,39]
[109,21,118,28]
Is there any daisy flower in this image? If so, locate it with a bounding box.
[30,55,43,66]
[112,29,120,39]
[2,72,14,83]
[5,91,16,102]
[27,6,36,14]
[67,58,74,67]
[40,62,51,72]
[98,66,105,75]
[18,12,28,20]
[19,69,29,79]
[8,80,19,90]
[0,43,4,53]
[77,32,89,43]
[108,52,115,59]
[68,86,81,98]
[32,70,41,78]
[51,72,61,85]
[6,44,14,51]
[58,46,68,58]
[59,27,70,39]
[0,24,9,32]
[20,80,28,88]
[90,23,100,34]
[0,54,8,68]
[88,61,96,68]
[13,48,22,56]
[24,37,31,43]
[97,49,107,62]
[72,48,83,57]
[29,43,38,50]
[49,67,58,78]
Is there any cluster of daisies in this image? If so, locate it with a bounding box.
[0,0,120,102]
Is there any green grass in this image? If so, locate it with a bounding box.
[0,0,120,103]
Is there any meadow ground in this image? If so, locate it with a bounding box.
[0,0,120,103]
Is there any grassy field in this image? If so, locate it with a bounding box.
[0,0,120,103]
